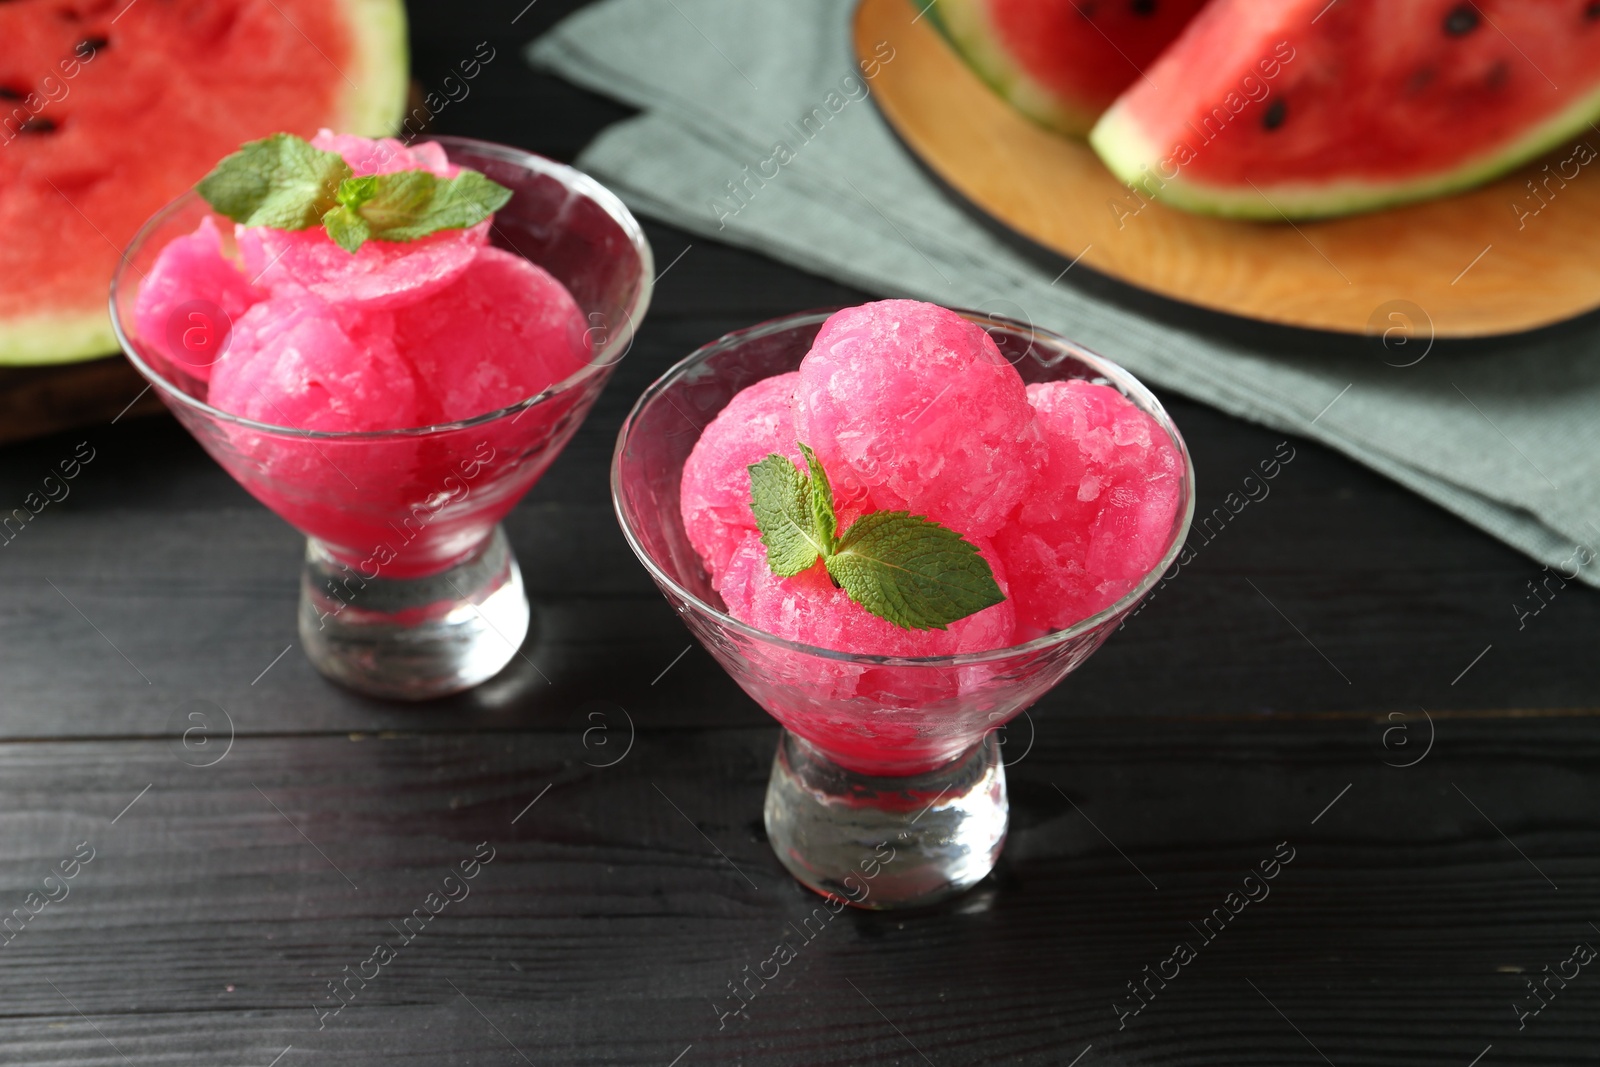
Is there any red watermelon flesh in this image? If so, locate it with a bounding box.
[0,0,407,364]
[935,0,1212,135]
[1090,0,1600,218]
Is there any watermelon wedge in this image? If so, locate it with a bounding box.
[1090,0,1600,219]
[931,0,1211,136]
[0,0,408,365]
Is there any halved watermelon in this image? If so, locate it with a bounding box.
[0,0,408,365]
[1090,0,1600,219]
[931,0,1211,136]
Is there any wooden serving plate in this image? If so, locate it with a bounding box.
[0,358,162,446]
[855,0,1600,337]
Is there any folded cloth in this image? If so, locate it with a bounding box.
[530,0,1600,586]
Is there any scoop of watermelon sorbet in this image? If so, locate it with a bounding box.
[132,216,265,383]
[207,294,422,432]
[710,531,1015,773]
[310,129,460,179]
[236,220,490,313]
[392,247,591,425]
[679,372,807,576]
[793,300,1046,539]
[996,380,1181,638]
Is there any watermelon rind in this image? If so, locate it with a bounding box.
[1090,78,1600,221]
[336,0,412,140]
[0,313,126,368]
[0,0,409,367]
[926,0,1101,137]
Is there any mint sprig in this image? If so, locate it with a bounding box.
[747,444,1005,631]
[195,133,513,254]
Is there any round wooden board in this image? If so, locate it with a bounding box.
[855,0,1600,338]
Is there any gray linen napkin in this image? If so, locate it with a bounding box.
[529,0,1600,586]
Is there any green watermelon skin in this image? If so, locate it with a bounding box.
[0,0,408,365]
[931,0,1210,137]
[1091,0,1600,219]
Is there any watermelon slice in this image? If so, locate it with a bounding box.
[931,0,1211,136]
[1090,0,1600,219]
[0,0,408,365]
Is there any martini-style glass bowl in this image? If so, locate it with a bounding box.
[613,309,1195,908]
[111,136,652,700]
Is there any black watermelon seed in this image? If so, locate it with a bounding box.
[0,86,24,101]
[20,117,58,134]
[1262,98,1287,130]
[77,36,109,52]
[1588,0,1600,18]
[1130,0,1157,15]
[1443,4,1479,35]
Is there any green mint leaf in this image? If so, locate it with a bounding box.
[321,205,372,254]
[411,169,514,232]
[797,442,837,556]
[343,170,438,235]
[825,510,1005,631]
[195,133,351,230]
[351,169,513,244]
[748,454,826,577]
[336,175,381,210]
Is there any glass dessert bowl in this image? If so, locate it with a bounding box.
[613,308,1195,908]
[111,136,653,700]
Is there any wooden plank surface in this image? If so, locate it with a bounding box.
[0,1,1594,1065]
[0,720,1595,1064]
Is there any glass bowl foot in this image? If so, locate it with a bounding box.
[298,525,529,701]
[763,730,1007,909]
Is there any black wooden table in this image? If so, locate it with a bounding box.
[2,2,1597,1064]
